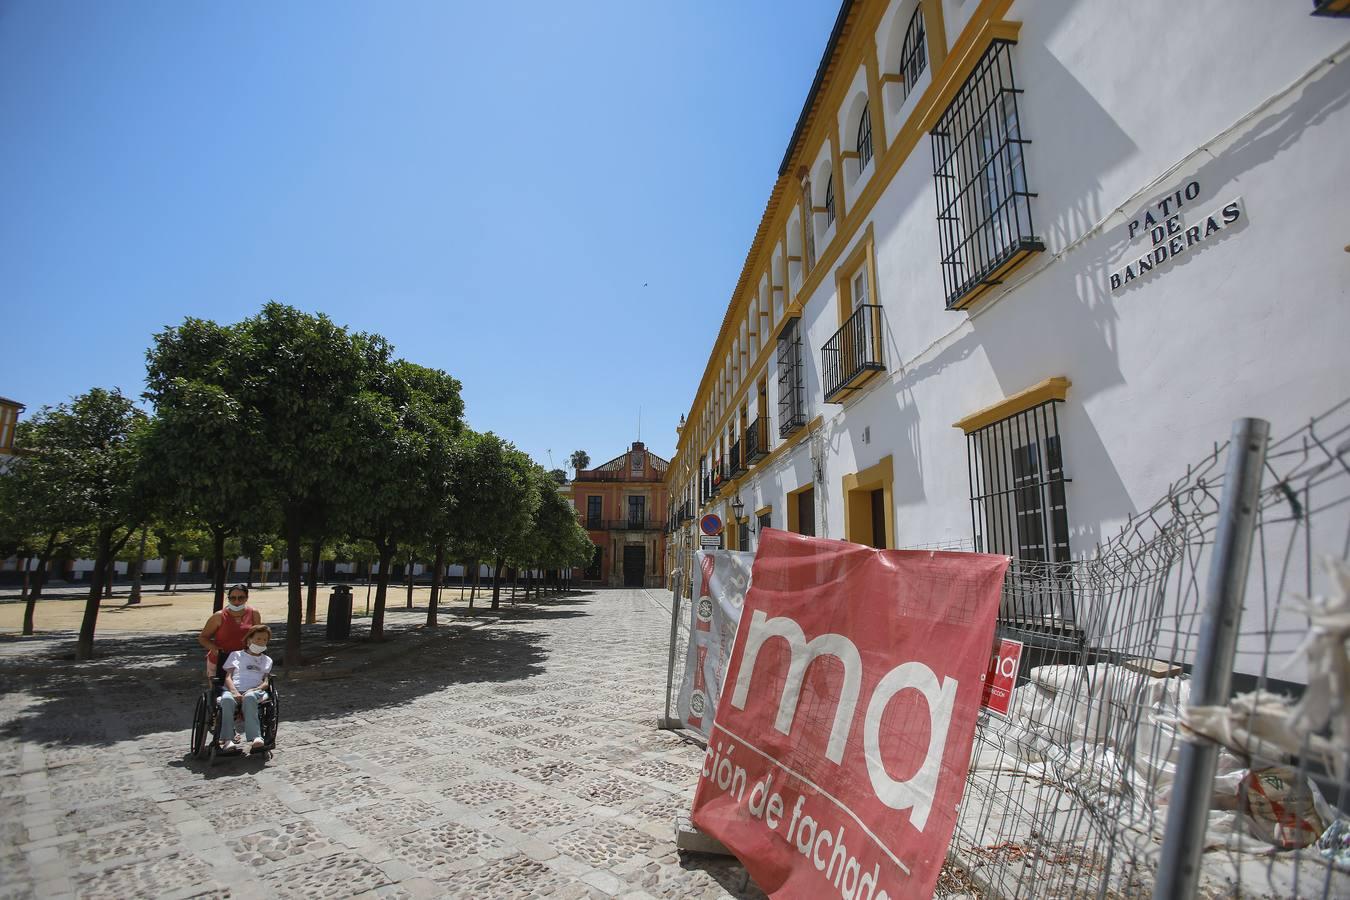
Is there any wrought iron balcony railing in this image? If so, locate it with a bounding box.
[822,304,885,403]
[744,417,769,464]
[729,440,744,477]
[601,517,664,532]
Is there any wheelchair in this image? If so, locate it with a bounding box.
[189,656,280,764]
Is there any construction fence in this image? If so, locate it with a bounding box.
[950,400,1350,899]
[660,399,1350,898]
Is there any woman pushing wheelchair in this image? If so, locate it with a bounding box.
[193,585,275,755]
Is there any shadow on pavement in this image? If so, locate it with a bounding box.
[0,609,555,749]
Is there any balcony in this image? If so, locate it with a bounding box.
[601,517,665,532]
[745,417,768,464]
[677,501,693,524]
[822,304,885,403]
[710,459,729,496]
[729,440,745,477]
[574,468,664,483]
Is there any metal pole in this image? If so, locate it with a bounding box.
[659,532,686,730]
[1153,417,1268,900]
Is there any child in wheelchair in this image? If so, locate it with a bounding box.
[218,624,273,753]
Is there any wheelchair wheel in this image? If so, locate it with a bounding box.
[263,684,280,747]
[190,693,210,759]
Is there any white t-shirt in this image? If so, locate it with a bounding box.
[224,650,273,693]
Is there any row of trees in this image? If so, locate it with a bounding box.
[0,302,596,661]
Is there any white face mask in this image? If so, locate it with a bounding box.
[227,601,247,613]
[248,643,267,654]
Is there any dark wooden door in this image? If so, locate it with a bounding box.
[622,546,646,587]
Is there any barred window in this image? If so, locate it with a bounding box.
[856,108,873,171]
[776,318,806,438]
[966,400,1075,632]
[899,6,926,99]
[824,174,836,225]
[966,401,1069,562]
[930,40,1042,310]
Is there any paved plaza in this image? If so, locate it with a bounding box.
[0,589,767,899]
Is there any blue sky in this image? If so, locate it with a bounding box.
[0,1,838,470]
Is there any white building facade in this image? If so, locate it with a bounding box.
[666,1,1349,607]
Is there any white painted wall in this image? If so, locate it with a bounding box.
[673,3,1350,677]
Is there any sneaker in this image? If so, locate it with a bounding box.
[233,732,244,745]
[251,738,265,751]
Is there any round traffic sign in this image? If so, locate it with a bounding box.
[700,514,723,536]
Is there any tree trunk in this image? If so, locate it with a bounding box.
[163,554,175,592]
[19,555,30,601]
[210,528,227,612]
[78,525,132,660]
[102,560,115,600]
[305,539,321,624]
[491,556,503,610]
[129,529,147,605]
[405,553,415,609]
[426,543,445,627]
[284,513,305,666]
[371,542,394,640]
[23,549,50,635]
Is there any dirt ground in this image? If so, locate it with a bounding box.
[0,583,514,634]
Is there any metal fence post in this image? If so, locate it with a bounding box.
[1153,417,1269,900]
[658,536,685,730]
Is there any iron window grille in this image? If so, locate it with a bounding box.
[930,39,1042,310]
[757,511,771,532]
[738,520,750,550]
[822,304,884,403]
[777,319,807,438]
[745,416,768,464]
[856,108,873,171]
[729,439,744,476]
[965,399,1076,636]
[824,174,836,225]
[898,5,927,100]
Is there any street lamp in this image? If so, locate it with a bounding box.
[731,494,753,532]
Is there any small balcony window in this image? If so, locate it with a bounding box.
[776,319,807,438]
[856,108,873,172]
[824,174,836,225]
[899,6,926,100]
[930,39,1042,310]
[822,304,884,403]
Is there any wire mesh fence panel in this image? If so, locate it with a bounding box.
[949,399,1350,899]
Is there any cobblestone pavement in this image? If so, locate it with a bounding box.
[0,589,769,899]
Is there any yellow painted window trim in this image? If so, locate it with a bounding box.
[841,455,894,549]
[754,505,773,519]
[952,376,1071,434]
[785,482,815,535]
[834,222,877,327]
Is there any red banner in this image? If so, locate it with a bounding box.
[980,638,1023,717]
[690,529,1008,900]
